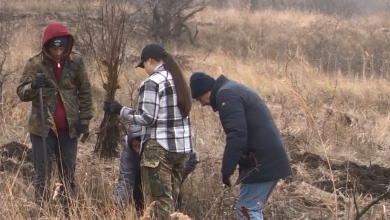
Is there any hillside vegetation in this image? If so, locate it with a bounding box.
[0,0,390,219]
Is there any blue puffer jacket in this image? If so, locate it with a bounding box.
[116,124,200,203]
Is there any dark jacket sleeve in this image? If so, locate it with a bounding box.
[182,149,200,182]
[217,89,248,176]
[74,55,93,125]
[16,61,39,102]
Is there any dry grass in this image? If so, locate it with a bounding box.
[1,0,80,13]
[0,1,390,219]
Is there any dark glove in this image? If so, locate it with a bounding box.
[238,155,251,169]
[103,101,123,115]
[31,74,46,90]
[75,123,89,143]
[222,174,232,187]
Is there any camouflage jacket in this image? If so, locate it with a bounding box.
[16,51,93,139]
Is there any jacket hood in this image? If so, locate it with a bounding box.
[42,22,74,61]
[210,74,229,111]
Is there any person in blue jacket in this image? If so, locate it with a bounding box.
[189,72,292,220]
[116,124,199,213]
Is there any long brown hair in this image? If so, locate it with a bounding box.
[153,53,192,118]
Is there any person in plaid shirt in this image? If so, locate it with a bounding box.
[104,44,195,219]
[115,123,199,216]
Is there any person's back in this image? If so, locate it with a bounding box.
[138,66,193,154]
[189,72,291,220]
[216,78,291,183]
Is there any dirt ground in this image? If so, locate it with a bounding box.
[1,140,389,220]
[290,150,390,197]
[2,140,389,196]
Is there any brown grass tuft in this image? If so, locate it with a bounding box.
[139,201,156,220]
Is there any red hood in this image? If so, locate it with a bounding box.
[42,22,74,61]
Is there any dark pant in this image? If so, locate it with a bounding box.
[30,133,77,205]
[133,171,144,213]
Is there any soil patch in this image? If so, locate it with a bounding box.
[0,141,34,179]
[290,151,390,197]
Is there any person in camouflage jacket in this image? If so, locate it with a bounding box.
[16,22,93,206]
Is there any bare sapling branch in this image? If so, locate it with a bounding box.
[77,0,137,159]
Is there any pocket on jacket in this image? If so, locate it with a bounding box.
[62,72,76,90]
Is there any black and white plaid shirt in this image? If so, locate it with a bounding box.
[120,64,193,154]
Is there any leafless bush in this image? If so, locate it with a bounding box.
[199,8,390,79]
[296,17,390,78]
[124,76,141,109]
[210,0,370,16]
[136,0,208,44]
[77,0,137,159]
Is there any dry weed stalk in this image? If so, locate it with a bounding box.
[201,159,261,220]
[139,201,156,220]
[202,187,231,220]
[102,205,126,220]
[273,69,339,218]
[288,87,338,217]
[6,148,30,202]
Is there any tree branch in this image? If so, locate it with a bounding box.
[353,188,390,220]
[352,182,360,217]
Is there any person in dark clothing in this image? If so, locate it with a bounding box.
[116,124,144,212]
[16,22,93,207]
[189,72,292,220]
[116,124,199,215]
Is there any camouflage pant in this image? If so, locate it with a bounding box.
[140,139,189,220]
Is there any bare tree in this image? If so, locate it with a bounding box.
[137,0,208,44]
[77,0,137,159]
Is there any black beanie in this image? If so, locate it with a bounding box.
[189,72,216,99]
[47,36,68,48]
